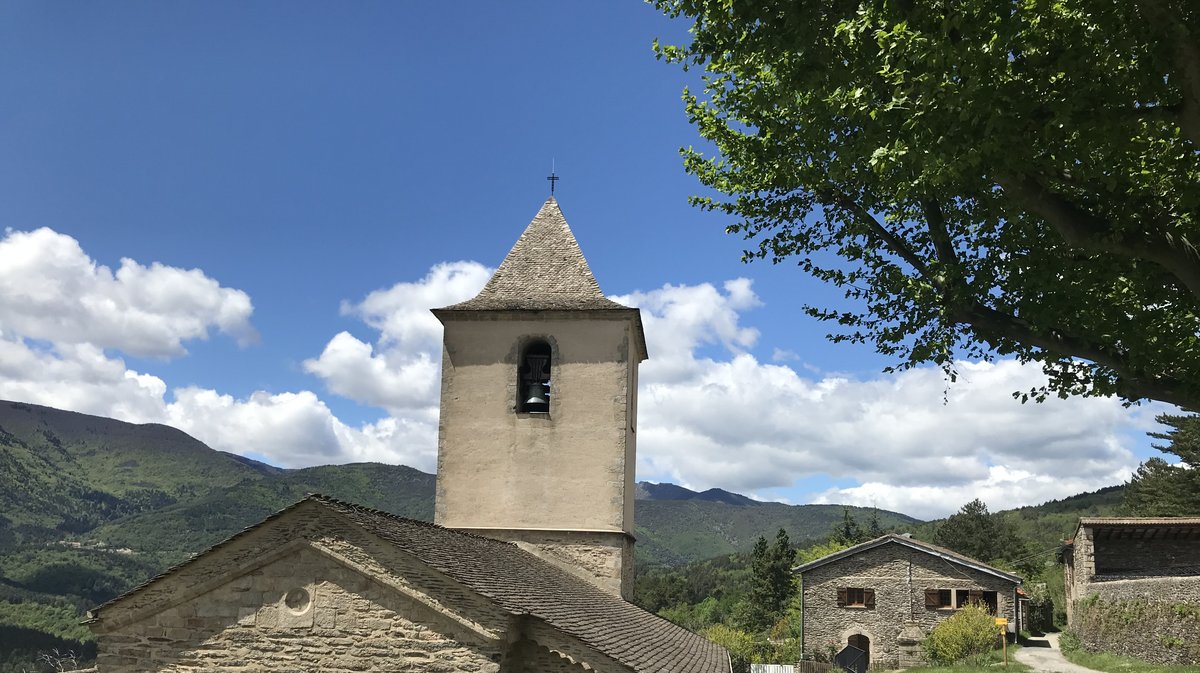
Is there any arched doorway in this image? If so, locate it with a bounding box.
[848,634,870,665]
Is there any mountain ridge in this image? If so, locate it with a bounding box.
[0,399,1126,670]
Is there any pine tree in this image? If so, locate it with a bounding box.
[831,508,865,546]
[866,507,884,538]
[1124,413,1200,516]
[742,529,797,633]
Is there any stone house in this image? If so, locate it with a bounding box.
[795,534,1022,669]
[1062,517,1200,664]
[85,197,731,673]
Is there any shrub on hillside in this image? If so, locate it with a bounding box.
[923,605,1000,665]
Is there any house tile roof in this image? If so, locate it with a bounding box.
[1075,516,1200,544]
[793,533,1023,584]
[440,197,631,312]
[91,495,728,673]
[1079,517,1200,526]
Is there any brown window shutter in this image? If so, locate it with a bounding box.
[837,588,848,607]
[925,589,939,608]
[865,588,876,608]
[969,589,982,604]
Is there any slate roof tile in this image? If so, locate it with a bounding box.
[440,197,632,311]
[313,495,728,673]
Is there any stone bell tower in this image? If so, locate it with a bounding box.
[431,197,647,599]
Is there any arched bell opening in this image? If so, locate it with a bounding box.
[518,340,552,413]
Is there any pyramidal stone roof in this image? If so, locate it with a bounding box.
[441,197,632,311]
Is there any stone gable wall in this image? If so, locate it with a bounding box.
[96,544,505,673]
[92,506,510,636]
[801,543,1018,669]
[90,505,632,673]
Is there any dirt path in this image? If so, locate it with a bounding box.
[1015,634,1102,673]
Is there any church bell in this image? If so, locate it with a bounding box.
[520,346,551,412]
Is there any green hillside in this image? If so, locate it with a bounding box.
[634,500,918,566]
[0,400,1138,670]
[85,463,435,567]
[0,400,274,553]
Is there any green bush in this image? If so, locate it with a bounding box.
[923,605,1001,665]
[1058,629,1082,654]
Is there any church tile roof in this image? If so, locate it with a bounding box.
[315,495,729,673]
[439,197,632,312]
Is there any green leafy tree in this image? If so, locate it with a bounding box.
[934,499,1029,569]
[654,0,1200,408]
[1124,413,1200,515]
[796,539,852,565]
[702,623,755,673]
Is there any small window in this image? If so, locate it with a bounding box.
[955,589,974,609]
[939,589,953,608]
[518,340,551,413]
[836,587,875,608]
[925,588,989,610]
[847,588,865,606]
[982,591,998,614]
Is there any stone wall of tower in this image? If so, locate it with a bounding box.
[465,529,634,598]
[434,312,638,533]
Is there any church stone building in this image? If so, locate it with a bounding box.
[85,198,729,673]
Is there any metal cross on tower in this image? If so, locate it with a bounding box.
[547,171,560,194]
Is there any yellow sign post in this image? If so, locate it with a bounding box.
[995,618,1009,665]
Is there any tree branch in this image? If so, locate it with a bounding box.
[920,198,960,270]
[822,187,1195,407]
[995,174,1200,300]
[815,186,938,284]
[1139,0,1200,146]
[956,301,1194,408]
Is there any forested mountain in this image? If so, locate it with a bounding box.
[0,400,1134,670]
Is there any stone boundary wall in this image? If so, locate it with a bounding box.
[1084,575,1200,605]
[1073,591,1200,665]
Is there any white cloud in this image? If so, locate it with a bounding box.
[0,228,1161,518]
[164,388,439,471]
[0,227,440,471]
[0,338,168,422]
[616,279,1156,519]
[303,261,490,415]
[0,227,255,357]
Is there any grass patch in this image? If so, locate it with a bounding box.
[1062,649,1200,673]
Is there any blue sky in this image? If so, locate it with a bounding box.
[0,3,1168,518]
